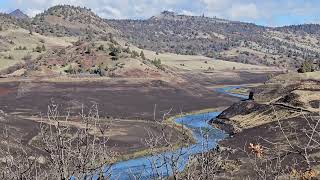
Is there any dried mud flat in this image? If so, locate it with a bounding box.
[0,70,277,156]
[0,79,240,119]
[0,78,241,155]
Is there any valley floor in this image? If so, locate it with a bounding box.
[0,69,277,157]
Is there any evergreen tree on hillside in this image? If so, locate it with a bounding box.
[298,60,314,73]
[140,51,146,60]
[42,45,46,51]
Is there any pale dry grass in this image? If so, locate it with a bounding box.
[267,30,320,53]
[0,28,75,70]
[0,59,22,70]
[229,108,301,129]
[118,39,274,72]
[293,90,320,112]
[269,72,320,84]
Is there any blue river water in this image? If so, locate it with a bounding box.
[88,86,248,180]
[214,86,248,100]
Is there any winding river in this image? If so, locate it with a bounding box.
[92,86,247,180]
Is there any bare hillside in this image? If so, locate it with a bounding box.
[31,5,117,37]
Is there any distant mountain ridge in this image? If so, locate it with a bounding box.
[149,10,230,23]
[107,11,320,68]
[31,5,117,37]
[9,9,29,19]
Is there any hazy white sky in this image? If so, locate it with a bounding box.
[1,0,319,26]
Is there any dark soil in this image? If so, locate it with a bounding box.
[0,78,241,155]
[217,114,320,179]
[0,80,239,120]
[183,71,282,86]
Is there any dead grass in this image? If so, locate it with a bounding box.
[0,28,75,70]
[229,107,302,129]
[117,39,274,72]
[269,72,320,84]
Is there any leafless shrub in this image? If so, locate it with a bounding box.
[0,103,116,179]
[246,107,320,180]
[0,125,44,180]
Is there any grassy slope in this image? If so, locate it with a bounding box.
[0,28,75,70]
[118,40,276,72]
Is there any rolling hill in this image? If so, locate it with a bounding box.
[9,9,29,19]
[107,11,320,69]
[1,5,319,79]
[31,5,117,37]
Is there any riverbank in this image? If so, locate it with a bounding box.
[210,72,320,179]
[112,109,223,163]
[0,71,279,179]
[101,111,225,179]
[105,86,250,179]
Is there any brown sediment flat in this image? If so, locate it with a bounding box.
[0,114,183,158]
[0,80,240,120]
[0,87,13,96]
[0,78,240,155]
[0,71,274,157]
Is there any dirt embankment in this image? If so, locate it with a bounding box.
[212,72,320,179]
[215,76,320,134]
[216,114,320,179]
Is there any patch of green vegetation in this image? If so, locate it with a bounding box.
[4,55,14,60]
[140,50,146,60]
[97,44,104,51]
[14,46,27,50]
[33,45,46,53]
[109,44,122,61]
[64,64,80,74]
[298,60,314,73]
[123,46,131,54]
[109,44,121,54]
[89,64,108,76]
[22,54,32,61]
[151,58,165,70]
[228,87,249,95]
[130,50,140,58]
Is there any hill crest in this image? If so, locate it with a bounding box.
[9,9,29,19]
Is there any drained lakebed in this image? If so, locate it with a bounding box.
[91,86,248,179]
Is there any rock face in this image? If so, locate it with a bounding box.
[9,9,29,19]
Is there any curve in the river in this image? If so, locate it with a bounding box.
[214,85,248,100]
[90,86,247,180]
